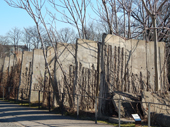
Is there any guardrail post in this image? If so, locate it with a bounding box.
[118,99,121,127]
[77,95,79,119]
[62,93,64,116]
[52,91,54,108]
[148,102,150,127]
[38,90,40,109]
[8,87,10,100]
[22,88,23,104]
[49,91,51,112]
[29,89,31,107]
[15,88,17,102]
[3,86,4,100]
[95,97,98,124]
[17,88,19,102]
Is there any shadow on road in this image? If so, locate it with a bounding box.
[0,100,114,127]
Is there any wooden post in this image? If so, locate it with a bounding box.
[48,92,51,112]
[38,90,40,109]
[95,97,98,124]
[49,91,51,112]
[77,95,79,119]
[3,87,4,100]
[62,93,64,116]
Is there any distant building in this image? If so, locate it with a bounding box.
[0,45,28,57]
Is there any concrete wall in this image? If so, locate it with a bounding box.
[2,57,9,72]
[9,54,17,72]
[0,58,4,72]
[77,39,98,69]
[46,43,75,85]
[18,51,33,100]
[0,35,168,111]
[56,43,75,75]
[103,34,167,92]
[0,53,22,97]
[45,44,75,106]
[30,49,45,102]
[142,91,170,116]
[0,58,4,85]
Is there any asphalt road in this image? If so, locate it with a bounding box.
[0,100,114,127]
[0,122,21,127]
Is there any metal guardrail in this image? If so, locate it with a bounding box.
[0,86,169,126]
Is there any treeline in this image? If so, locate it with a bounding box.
[1,0,169,49]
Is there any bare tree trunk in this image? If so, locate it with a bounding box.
[152,16,160,91]
[140,0,168,91]
[123,0,126,37]
[127,0,132,39]
[102,0,113,34]
[128,10,131,38]
[114,0,118,34]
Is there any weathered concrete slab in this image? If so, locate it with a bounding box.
[0,58,4,72]
[103,34,167,92]
[18,51,33,101]
[77,39,98,69]
[9,54,17,72]
[15,52,22,64]
[47,43,75,77]
[46,44,75,106]
[2,57,9,72]
[30,49,45,102]
[56,43,75,77]
[141,91,170,116]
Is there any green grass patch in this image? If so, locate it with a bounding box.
[0,98,46,109]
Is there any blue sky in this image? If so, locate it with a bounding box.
[0,0,97,36]
[0,1,35,36]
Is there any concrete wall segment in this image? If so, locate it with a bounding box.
[3,57,9,72]
[103,34,167,92]
[77,39,98,69]
[19,51,33,89]
[30,49,45,102]
[0,58,4,72]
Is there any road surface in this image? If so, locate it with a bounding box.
[0,100,114,127]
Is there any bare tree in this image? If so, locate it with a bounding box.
[100,0,170,90]
[92,0,120,34]
[84,21,103,41]
[7,27,21,52]
[141,0,169,91]
[57,27,77,43]
[0,35,10,57]
[22,27,32,51]
[23,26,51,50]
[92,0,136,38]
[117,0,170,40]
[0,35,9,45]
[49,0,90,39]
